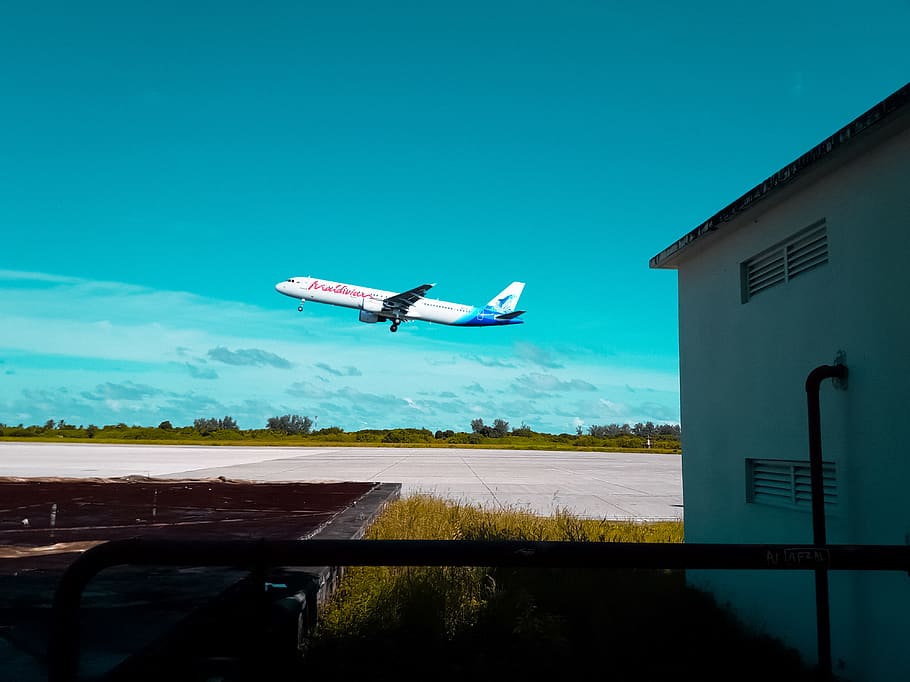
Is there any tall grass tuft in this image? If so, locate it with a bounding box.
[303,495,813,681]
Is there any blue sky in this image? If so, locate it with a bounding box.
[1,1,908,433]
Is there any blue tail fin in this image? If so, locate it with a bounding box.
[486,282,525,313]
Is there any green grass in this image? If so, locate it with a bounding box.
[0,436,680,453]
[299,496,815,681]
[0,434,680,453]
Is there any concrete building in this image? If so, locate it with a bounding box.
[651,82,910,681]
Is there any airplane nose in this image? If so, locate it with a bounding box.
[275,281,286,293]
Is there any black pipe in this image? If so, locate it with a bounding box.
[48,537,909,682]
[806,363,847,545]
[805,362,847,681]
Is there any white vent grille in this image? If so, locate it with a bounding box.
[787,224,828,279]
[745,250,786,297]
[742,221,828,302]
[746,458,837,510]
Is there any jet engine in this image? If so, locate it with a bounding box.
[359,310,379,323]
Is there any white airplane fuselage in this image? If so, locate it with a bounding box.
[275,277,525,332]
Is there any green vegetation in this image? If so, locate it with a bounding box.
[0,417,681,452]
[300,496,813,681]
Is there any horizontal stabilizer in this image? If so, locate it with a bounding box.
[495,309,525,320]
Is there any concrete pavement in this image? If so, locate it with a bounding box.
[0,442,682,520]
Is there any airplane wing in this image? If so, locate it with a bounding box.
[381,283,435,318]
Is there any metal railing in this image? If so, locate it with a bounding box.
[49,537,910,681]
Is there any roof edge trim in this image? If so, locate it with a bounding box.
[650,82,910,269]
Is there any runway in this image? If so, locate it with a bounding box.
[0,442,683,520]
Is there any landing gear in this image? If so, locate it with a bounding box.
[390,320,400,332]
[298,300,304,312]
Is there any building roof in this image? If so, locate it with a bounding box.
[650,82,910,270]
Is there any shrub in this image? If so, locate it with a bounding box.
[445,432,473,444]
[209,429,243,440]
[382,428,435,443]
[314,426,345,436]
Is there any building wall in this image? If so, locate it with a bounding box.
[675,123,910,681]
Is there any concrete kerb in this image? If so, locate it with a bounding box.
[286,482,401,651]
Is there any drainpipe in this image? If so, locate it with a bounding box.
[805,361,847,681]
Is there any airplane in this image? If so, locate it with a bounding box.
[275,276,526,332]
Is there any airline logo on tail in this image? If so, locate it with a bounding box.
[276,276,526,333]
[486,282,525,314]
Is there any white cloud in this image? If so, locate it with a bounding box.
[314,362,363,377]
[511,373,598,397]
[0,270,680,431]
[0,270,84,284]
[208,347,293,368]
[514,342,564,368]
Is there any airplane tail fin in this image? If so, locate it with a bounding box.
[486,282,525,313]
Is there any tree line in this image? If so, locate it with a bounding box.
[0,415,681,452]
